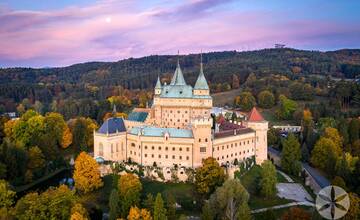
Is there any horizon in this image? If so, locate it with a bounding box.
[1,0,360,68]
[1,47,359,69]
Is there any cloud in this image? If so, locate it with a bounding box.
[0,0,359,67]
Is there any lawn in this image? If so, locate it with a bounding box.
[141,179,200,216]
[239,165,291,210]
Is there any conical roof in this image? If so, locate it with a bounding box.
[155,75,162,89]
[194,56,209,90]
[170,59,186,86]
[248,107,264,121]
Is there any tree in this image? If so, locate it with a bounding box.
[44,112,67,145]
[118,173,142,217]
[301,142,310,162]
[27,146,45,170]
[153,193,167,220]
[234,92,256,111]
[195,157,225,196]
[127,206,152,220]
[276,95,297,120]
[349,119,360,143]
[33,100,44,114]
[14,185,75,219]
[165,193,176,220]
[258,90,275,109]
[281,207,310,220]
[267,128,280,147]
[109,189,120,220]
[61,125,73,148]
[331,176,347,190]
[344,193,360,220]
[73,152,103,193]
[323,127,342,149]
[311,137,341,172]
[208,179,250,220]
[71,203,89,220]
[281,134,301,175]
[143,193,154,215]
[260,160,277,198]
[201,201,213,220]
[0,180,16,209]
[232,74,240,89]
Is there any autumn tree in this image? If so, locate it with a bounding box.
[344,193,360,220]
[0,180,16,210]
[61,125,73,148]
[208,179,251,220]
[232,74,240,89]
[311,137,341,172]
[234,92,256,111]
[195,157,225,196]
[73,152,103,193]
[281,207,310,220]
[281,134,301,175]
[71,203,89,220]
[118,173,142,217]
[109,189,120,220]
[14,185,75,219]
[26,146,46,182]
[258,90,275,109]
[127,206,152,220]
[260,160,278,198]
[153,193,167,220]
[201,201,213,220]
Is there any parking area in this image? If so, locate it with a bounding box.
[276,183,314,202]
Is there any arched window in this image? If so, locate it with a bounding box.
[111,144,113,153]
[99,143,104,156]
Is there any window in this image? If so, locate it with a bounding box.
[145,146,148,150]
[159,147,161,150]
[159,155,161,158]
[145,154,147,157]
[200,147,206,153]
[205,138,208,142]
[172,147,175,151]
[116,143,119,152]
[199,138,201,142]
[99,143,103,156]
[130,151,132,155]
[152,154,154,158]
[111,144,113,153]
[131,143,135,147]
[165,147,168,151]
[165,155,168,159]
[172,155,175,159]
[179,156,182,160]
[152,146,154,150]
[179,148,182,151]
[186,147,190,152]
[186,156,189,160]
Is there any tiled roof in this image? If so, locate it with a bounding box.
[129,126,193,138]
[194,64,209,90]
[248,107,264,121]
[128,111,148,122]
[98,117,126,134]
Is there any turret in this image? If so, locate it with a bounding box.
[154,75,162,95]
[193,53,210,96]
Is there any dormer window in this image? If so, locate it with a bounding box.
[179,91,183,94]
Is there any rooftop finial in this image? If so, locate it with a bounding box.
[200,50,203,74]
[177,50,180,67]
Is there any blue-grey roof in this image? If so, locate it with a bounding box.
[170,62,187,86]
[155,76,162,89]
[129,126,193,138]
[194,64,209,90]
[128,111,148,122]
[302,163,330,188]
[98,117,126,134]
[268,147,281,156]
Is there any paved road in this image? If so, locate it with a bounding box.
[251,201,315,213]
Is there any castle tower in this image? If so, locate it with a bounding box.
[246,107,268,164]
[193,54,210,96]
[154,75,162,95]
[191,117,213,167]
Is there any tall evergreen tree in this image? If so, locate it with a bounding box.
[281,134,301,175]
[109,189,120,220]
[260,160,278,198]
[153,193,167,220]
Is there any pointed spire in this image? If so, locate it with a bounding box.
[248,107,264,121]
[170,50,187,85]
[155,75,162,89]
[194,52,209,90]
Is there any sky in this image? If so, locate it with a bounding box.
[0,0,360,68]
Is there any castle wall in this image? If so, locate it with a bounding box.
[94,132,127,161]
[246,121,269,164]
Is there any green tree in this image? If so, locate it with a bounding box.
[143,193,154,215]
[234,92,256,111]
[281,134,301,175]
[201,201,213,220]
[267,128,280,147]
[0,179,16,209]
[260,160,278,198]
[349,119,360,143]
[258,90,275,109]
[209,179,250,220]
[195,157,225,197]
[153,193,167,220]
[311,137,341,172]
[165,193,176,220]
[118,173,142,217]
[276,95,297,120]
[109,189,120,220]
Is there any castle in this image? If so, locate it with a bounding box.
[94,58,268,168]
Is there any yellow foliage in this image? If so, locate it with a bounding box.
[61,126,73,148]
[324,127,343,149]
[119,173,142,197]
[4,119,17,138]
[73,152,103,193]
[71,212,87,220]
[103,112,128,121]
[127,206,152,220]
[71,203,88,220]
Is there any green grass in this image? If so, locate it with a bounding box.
[239,165,291,209]
[276,171,289,183]
[141,179,200,216]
